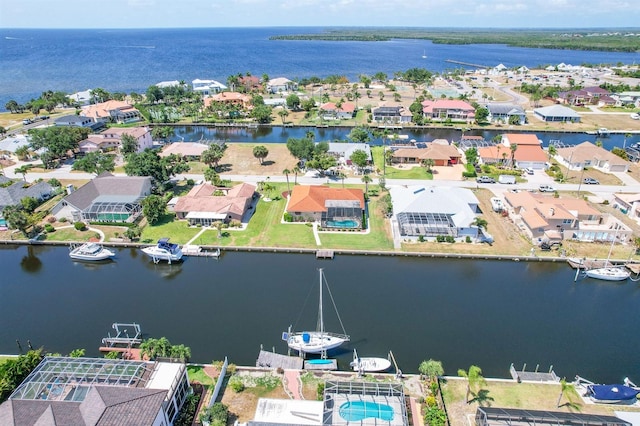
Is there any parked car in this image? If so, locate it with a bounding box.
[477,176,496,183]
[539,184,555,192]
[630,113,639,120]
[524,167,534,175]
[583,177,600,184]
[498,175,516,184]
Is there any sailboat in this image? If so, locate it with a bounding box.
[421,49,427,59]
[584,229,630,281]
[283,269,349,355]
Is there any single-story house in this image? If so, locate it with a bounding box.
[51,173,152,223]
[613,193,640,221]
[174,182,256,226]
[392,142,461,166]
[557,86,610,105]
[82,100,142,124]
[533,105,581,122]
[0,356,190,426]
[54,115,102,130]
[503,191,632,243]
[389,185,480,239]
[327,143,372,165]
[555,141,630,173]
[485,104,526,125]
[614,91,640,108]
[421,100,475,122]
[267,77,297,94]
[67,89,92,106]
[0,177,53,215]
[319,102,355,120]
[371,103,412,123]
[159,142,211,159]
[78,127,152,153]
[192,79,227,95]
[477,133,548,170]
[287,185,365,229]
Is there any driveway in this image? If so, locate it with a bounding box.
[432,164,464,181]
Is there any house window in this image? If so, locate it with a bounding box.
[562,219,573,225]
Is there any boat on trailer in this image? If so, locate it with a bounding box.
[283,268,349,355]
[69,242,115,261]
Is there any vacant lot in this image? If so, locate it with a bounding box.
[218,143,299,176]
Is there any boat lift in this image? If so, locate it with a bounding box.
[101,322,142,347]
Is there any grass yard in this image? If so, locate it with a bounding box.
[43,227,100,242]
[370,146,433,180]
[187,365,215,387]
[139,214,201,245]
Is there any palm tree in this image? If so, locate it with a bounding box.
[253,145,269,165]
[293,166,301,185]
[509,143,518,169]
[361,175,372,195]
[418,359,444,383]
[422,158,435,173]
[15,165,29,181]
[471,217,488,241]
[548,144,557,162]
[624,133,632,149]
[458,365,486,404]
[338,171,347,188]
[278,109,289,125]
[282,168,291,196]
[557,377,570,407]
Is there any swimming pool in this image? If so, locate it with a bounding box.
[339,401,394,421]
[325,219,359,229]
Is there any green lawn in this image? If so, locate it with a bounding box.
[140,214,201,245]
[187,365,215,387]
[370,146,433,180]
[43,227,99,242]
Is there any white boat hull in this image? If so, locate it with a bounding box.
[141,247,183,262]
[350,357,392,372]
[287,332,348,354]
[69,243,115,261]
[585,267,629,281]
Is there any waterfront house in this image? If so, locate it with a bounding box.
[78,126,152,154]
[67,89,92,106]
[477,133,547,170]
[484,104,526,125]
[51,173,151,223]
[391,142,461,166]
[319,102,355,120]
[533,105,581,122]
[327,143,372,166]
[192,79,227,96]
[204,91,252,110]
[421,99,475,122]
[555,141,630,173]
[267,77,297,94]
[389,185,480,240]
[238,75,262,92]
[557,86,610,106]
[613,193,640,222]
[0,356,190,426]
[0,177,53,215]
[82,100,142,124]
[614,91,640,108]
[503,191,632,244]
[371,103,412,124]
[54,115,101,130]
[287,185,365,229]
[174,182,256,226]
[159,142,210,160]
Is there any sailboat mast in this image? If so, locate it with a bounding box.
[318,268,324,335]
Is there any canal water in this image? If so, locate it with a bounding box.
[2,245,640,383]
[174,125,640,152]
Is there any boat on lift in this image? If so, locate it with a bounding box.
[350,349,392,373]
[141,238,183,263]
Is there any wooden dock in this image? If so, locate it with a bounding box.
[98,346,142,360]
[316,250,334,259]
[566,258,608,269]
[510,363,559,383]
[256,350,303,370]
[182,245,221,258]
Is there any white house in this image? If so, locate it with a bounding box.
[267,77,297,94]
[192,79,227,96]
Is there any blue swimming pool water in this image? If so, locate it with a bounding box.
[339,401,394,421]
[326,219,359,229]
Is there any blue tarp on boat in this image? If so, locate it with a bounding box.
[588,384,639,401]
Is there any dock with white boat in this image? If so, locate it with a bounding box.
[182,245,221,258]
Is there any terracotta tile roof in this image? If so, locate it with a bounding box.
[502,133,541,146]
[174,183,256,217]
[208,91,251,103]
[513,145,548,162]
[421,99,475,112]
[287,185,364,213]
[319,102,355,113]
[82,101,138,119]
[100,127,148,139]
[556,141,629,166]
[393,144,461,161]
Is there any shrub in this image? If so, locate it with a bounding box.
[418,235,425,242]
[229,220,242,228]
[59,217,67,223]
[424,406,447,426]
[465,236,472,243]
[47,216,56,223]
[317,382,325,401]
[47,178,61,187]
[74,221,86,231]
[44,224,55,233]
[229,376,244,392]
[199,402,228,426]
[445,235,455,243]
[283,212,293,222]
[186,178,195,185]
[436,235,445,243]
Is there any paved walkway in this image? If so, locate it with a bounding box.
[56,225,105,242]
[283,369,303,400]
[185,227,209,246]
[312,222,322,246]
[612,171,640,186]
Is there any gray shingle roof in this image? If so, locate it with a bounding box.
[61,174,151,211]
[0,180,53,211]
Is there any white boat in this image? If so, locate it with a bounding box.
[582,229,630,281]
[421,50,427,59]
[283,269,349,355]
[69,242,115,261]
[141,238,183,263]
[597,127,610,136]
[350,349,392,373]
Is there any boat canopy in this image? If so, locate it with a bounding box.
[588,384,639,401]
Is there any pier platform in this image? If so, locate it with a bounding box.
[256,350,303,370]
[316,250,334,259]
[510,363,559,383]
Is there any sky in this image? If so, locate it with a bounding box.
[0,0,639,29]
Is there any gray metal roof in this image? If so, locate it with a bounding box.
[60,174,150,211]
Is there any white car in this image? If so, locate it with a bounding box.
[539,184,555,192]
[631,113,640,120]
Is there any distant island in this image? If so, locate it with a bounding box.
[270,28,640,53]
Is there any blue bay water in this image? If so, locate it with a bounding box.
[1,27,639,108]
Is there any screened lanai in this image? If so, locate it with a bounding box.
[83,195,143,222]
[10,357,153,402]
[321,200,363,229]
[397,211,457,237]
